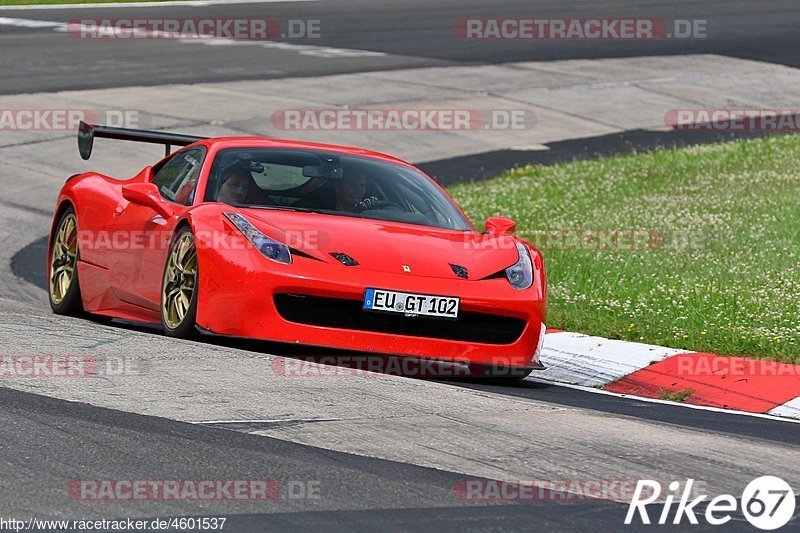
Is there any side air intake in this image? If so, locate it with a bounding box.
[331,253,359,266]
[450,263,468,279]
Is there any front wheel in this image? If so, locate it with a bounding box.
[161,228,199,338]
[49,207,83,315]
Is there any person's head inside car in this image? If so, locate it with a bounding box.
[334,167,367,212]
[217,167,253,205]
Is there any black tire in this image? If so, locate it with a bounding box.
[48,206,84,316]
[161,226,199,339]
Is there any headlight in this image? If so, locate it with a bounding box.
[224,212,292,265]
[505,242,533,290]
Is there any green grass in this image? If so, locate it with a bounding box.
[0,0,181,5]
[660,389,695,402]
[449,135,800,364]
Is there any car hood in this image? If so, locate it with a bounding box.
[238,208,520,280]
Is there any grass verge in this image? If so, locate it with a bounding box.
[449,135,800,364]
[660,389,695,402]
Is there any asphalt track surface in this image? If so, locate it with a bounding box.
[1,386,787,533]
[0,0,798,94]
[0,387,629,532]
[1,1,800,531]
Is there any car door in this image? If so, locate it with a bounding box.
[112,147,206,310]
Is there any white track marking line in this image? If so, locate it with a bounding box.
[192,418,342,425]
[526,376,800,424]
[177,36,385,58]
[769,397,800,418]
[0,16,385,59]
[0,16,64,28]
[0,0,316,10]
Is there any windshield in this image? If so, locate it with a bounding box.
[205,148,472,230]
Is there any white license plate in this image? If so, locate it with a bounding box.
[363,288,459,319]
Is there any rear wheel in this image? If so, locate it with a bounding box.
[49,208,83,315]
[161,228,199,338]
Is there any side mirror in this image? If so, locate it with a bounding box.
[485,216,516,235]
[122,182,174,219]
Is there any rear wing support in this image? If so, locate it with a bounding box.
[78,121,208,160]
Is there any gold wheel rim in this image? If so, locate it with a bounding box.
[49,213,78,304]
[162,232,197,329]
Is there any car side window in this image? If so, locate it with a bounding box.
[152,147,206,205]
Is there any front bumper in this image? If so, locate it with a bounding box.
[195,243,547,369]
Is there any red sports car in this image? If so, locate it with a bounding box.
[48,122,547,378]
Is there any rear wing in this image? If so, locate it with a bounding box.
[78,121,208,160]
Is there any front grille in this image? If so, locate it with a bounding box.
[274,293,525,344]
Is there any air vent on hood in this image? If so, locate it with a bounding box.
[331,252,359,266]
[450,263,469,279]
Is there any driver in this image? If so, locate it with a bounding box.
[217,167,256,205]
[334,167,367,212]
[294,165,385,212]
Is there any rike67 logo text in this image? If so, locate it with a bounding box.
[626,477,796,530]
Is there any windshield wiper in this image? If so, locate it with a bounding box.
[239,205,330,214]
